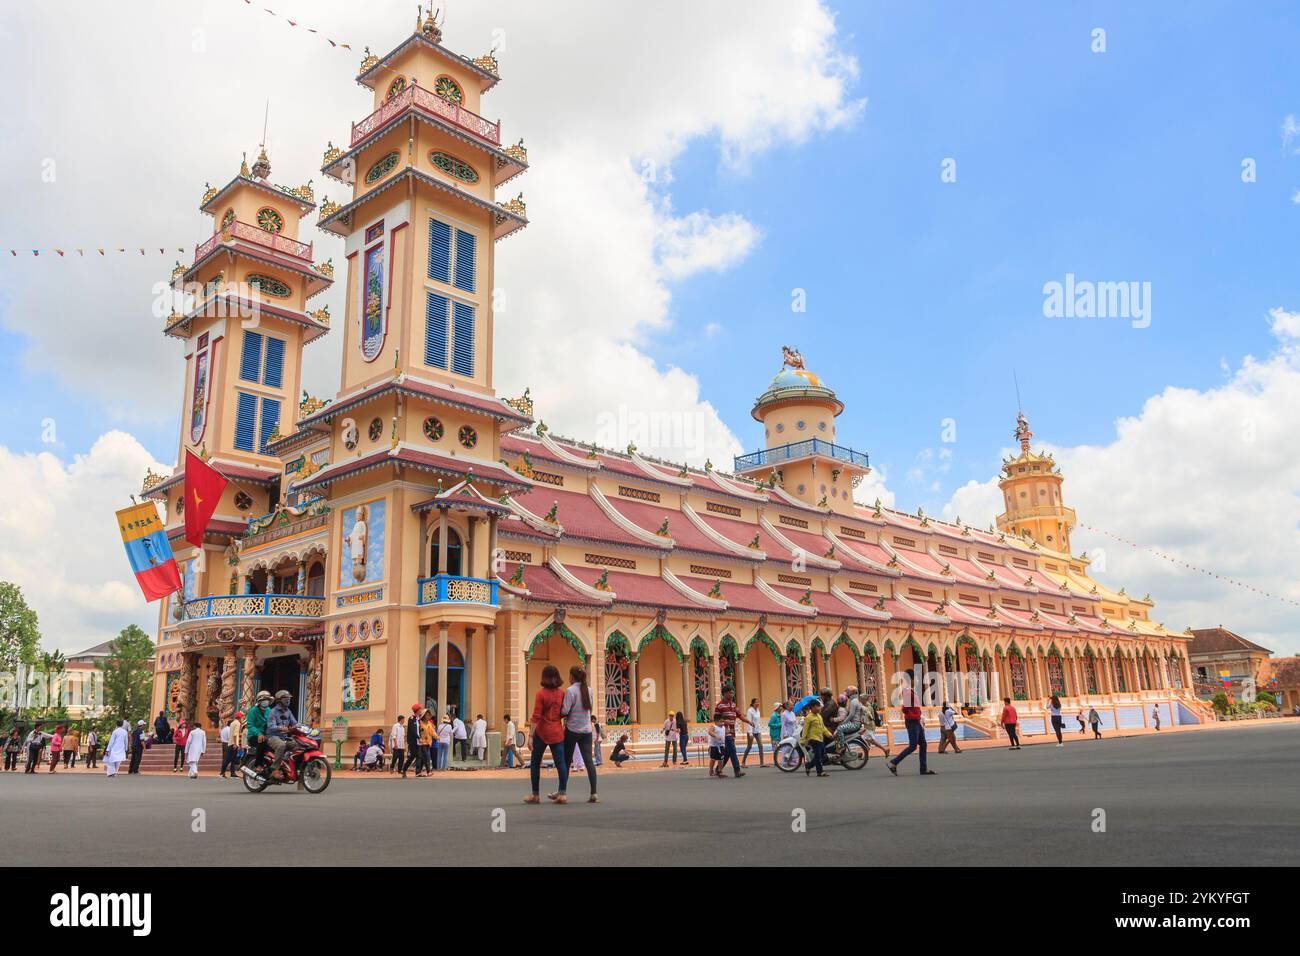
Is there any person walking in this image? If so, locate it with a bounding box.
[660,712,679,767]
[171,718,189,772]
[4,727,22,771]
[400,705,425,777]
[742,697,765,768]
[501,714,524,768]
[452,711,468,762]
[471,714,488,762]
[389,715,406,772]
[184,720,207,777]
[128,720,145,774]
[62,725,81,768]
[524,664,569,805]
[712,687,746,778]
[560,664,598,803]
[887,677,935,777]
[674,709,689,766]
[1076,709,1088,734]
[768,702,784,752]
[23,724,48,773]
[434,711,451,771]
[46,726,63,772]
[937,701,962,754]
[218,719,232,777]
[1088,707,1103,739]
[800,699,833,778]
[84,727,99,769]
[222,711,244,778]
[104,720,128,778]
[1047,695,1065,747]
[593,716,606,766]
[1000,697,1021,750]
[1151,705,1161,731]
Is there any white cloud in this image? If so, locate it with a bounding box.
[942,313,1300,655]
[0,0,862,466]
[0,433,169,654]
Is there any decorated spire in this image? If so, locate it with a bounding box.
[1015,410,1033,453]
[251,145,271,179]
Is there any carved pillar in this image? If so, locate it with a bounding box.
[436,623,449,719]
[680,649,692,723]
[239,651,254,713]
[176,651,199,724]
[437,509,449,576]
[219,647,237,725]
[485,624,496,729]
[307,641,322,727]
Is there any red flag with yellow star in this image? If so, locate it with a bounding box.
[183,448,227,548]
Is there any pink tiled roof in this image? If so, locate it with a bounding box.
[773,526,839,565]
[881,597,940,624]
[602,497,733,558]
[680,578,796,617]
[696,512,792,561]
[507,564,608,607]
[564,566,701,611]
[1036,609,1080,633]
[512,487,651,549]
[769,584,876,621]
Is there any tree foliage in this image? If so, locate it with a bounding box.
[97,624,155,723]
[0,582,40,673]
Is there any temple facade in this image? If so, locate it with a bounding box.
[147,13,1209,751]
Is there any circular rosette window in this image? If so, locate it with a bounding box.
[234,491,253,511]
[458,425,478,449]
[423,417,444,441]
[256,207,284,233]
[368,418,383,442]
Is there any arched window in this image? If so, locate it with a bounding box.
[305,561,325,597]
[430,526,463,576]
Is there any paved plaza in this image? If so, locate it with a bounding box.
[3,724,1294,867]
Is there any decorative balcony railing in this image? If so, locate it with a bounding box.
[350,84,501,149]
[733,439,869,472]
[180,594,325,621]
[417,574,498,607]
[194,220,314,266]
[995,504,1078,523]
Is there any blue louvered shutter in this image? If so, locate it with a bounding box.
[453,229,476,292]
[262,336,285,388]
[428,218,451,282]
[239,331,263,382]
[234,392,257,451]
[424,292,449,369]
[259,397,281,453]
[451,301,475,376]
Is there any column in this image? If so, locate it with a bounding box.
[437,509,449,576]
[680,651,692,724]
[418,511,428,578]
[488,513,499,578]
[220,647,237,725]
[592,617,606,724]
[485,624,496,729]
[736,657,747,713]
[629,656,639,723]
[436,623,449,719]
[177,651,197,723]
[936,653,948,707]
[239,651,254,713]
[708,654,721,711]
[1182,655,1194,692]
[466,515,477,578]
[463,627,475,719]
[799,651,811,696]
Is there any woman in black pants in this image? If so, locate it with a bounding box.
[1047,694,1064,746]
[675,710,690,766]
[560,665,599,802]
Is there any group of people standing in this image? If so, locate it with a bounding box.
[380,707,485,776]
[5,723,99,773]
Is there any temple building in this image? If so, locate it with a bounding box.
[146,13,1209,751]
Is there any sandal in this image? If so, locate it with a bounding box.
[553,794,568,804]
[588,795,599,803]
[523,794,540,804]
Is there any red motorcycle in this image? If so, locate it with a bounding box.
[240,725,331,794]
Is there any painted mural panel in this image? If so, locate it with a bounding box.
[342,647,370,711]
[189,345,210,443]
[361,241,386,361]
[164,670,181,718]
[339,499,386,587]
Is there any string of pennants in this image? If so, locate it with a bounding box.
[8,248,187,257]
[1078,522,1300,609]
[238,0,353,51]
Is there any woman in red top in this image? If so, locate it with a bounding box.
[524,665,570,804]
[1000,697,1021,750]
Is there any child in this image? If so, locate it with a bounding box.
[353,738,368,770]
[707,722,726,778]
[800,700,832,778]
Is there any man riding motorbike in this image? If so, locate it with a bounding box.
[244,690,272,777]
[832,686,866,751]
[265,690,298,778]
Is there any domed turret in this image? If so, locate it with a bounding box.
[734,346,868,515]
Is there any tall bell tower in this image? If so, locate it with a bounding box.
[995,411,1076,552]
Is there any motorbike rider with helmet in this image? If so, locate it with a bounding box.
[265,690,299,778]
[245,690,273,775]
[832,685,866,751]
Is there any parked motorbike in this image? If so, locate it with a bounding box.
[241,725,331,793]
[774,732,869,772]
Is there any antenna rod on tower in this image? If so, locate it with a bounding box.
[261,101,269,147]
[1013,368,1023,414]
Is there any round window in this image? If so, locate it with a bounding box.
[368,418,383,442]
[797,484,806,494]
[256,207,284,234]
[818,421,827,431]
[775,422,785,433]
[796,420,806,431]
[434,75,464,103]
[423,417,444,441]
[458,425,478,449]
[234,491,253,511]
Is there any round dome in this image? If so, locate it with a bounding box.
[769,367,823,390]
[751,362,843,420]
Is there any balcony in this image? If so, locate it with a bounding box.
[194,219,314,266]
[733,438,870,473]
[417,574,499,607]
[995,504,1077,525]
[179,594,325,621]
[350,83,501,149]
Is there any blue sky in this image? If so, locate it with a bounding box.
[651,0,1299,509]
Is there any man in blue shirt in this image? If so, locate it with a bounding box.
[265,690,298,776]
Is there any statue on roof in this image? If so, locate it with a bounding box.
[1015,411,1033,451]
[781,345,805,371]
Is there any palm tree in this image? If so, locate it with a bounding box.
[38,649,65,712]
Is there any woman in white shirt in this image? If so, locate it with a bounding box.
[560,665,598,802]
[742,698,765,767]
[1047,695,1064,746]
[661,712,680,767]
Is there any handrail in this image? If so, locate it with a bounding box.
[416,573,499,606]
[195,219,313,265]
[734,438,869,472]
[181,594,325,620]
[350,83,500,149]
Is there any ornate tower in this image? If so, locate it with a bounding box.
[995,411,1076,552]
[151,148,332,541]
[732,346,870,515]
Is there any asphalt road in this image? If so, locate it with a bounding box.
[3,724,1295,866]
